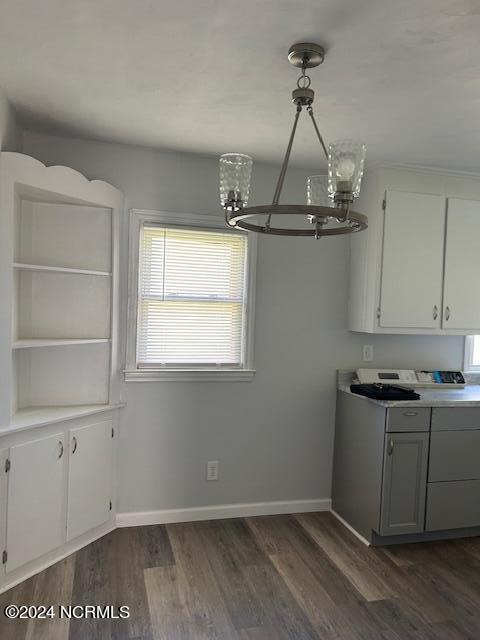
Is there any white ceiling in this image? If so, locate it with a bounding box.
[0,0,479,170]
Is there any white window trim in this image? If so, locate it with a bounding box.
[464,335,480,372]
[124,209,257,382]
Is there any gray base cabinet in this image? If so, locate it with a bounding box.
[426,480,480,531]
[332,392,480,545]
[379,432,428,536]
[429,430,480,482]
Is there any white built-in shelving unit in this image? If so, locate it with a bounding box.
[0,152,124,428]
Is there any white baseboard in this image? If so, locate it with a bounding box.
[330,509,371,546]
[116,498,331,528]
[0,521,116,595]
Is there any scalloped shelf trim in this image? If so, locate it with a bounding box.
[1,152,124,204]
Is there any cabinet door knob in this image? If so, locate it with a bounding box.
[433,305,438,320]
[58,441,64,459]
[388,439,394,456]
[72,436,78,455]
[445,306,450,321]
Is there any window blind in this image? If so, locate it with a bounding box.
[472,336,480,366]
[137,224,248,367]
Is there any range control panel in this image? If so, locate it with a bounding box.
[356,369,466,388]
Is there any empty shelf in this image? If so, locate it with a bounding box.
[13,263,111,276]
[13,338,110,349]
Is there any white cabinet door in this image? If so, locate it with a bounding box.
[443,198,480,330]
[67,420,113,541]
[379,190,446,328]
[0,449,8,577]
[6,433,65,573]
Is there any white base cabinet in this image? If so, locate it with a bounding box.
[67,420,113,541]
[6,433,66,573]
[0,409,119,592]
[0,449,8,571]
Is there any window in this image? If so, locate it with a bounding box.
[125,210,256,381]
[464,336,480,372]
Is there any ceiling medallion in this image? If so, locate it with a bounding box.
[219,42,368,238]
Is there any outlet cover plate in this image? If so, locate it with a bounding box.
[362,345,374,362]
[206,460,219,481]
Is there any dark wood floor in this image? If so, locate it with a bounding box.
[1,512,480,639]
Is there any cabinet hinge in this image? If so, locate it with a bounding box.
[2,550,7,564]
[111,427,114,438]
[4,458,10,473]
[376,306,381,320]
[109,500,112,511]
[382,198,386,211]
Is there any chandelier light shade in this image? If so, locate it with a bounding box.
[219,153,253,211]
[328,140,366,203]
[219,42,368,239]
[307,174,333,207]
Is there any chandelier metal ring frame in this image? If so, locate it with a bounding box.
[220,43,368,239]
[227,204,367,236]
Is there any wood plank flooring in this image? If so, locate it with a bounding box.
[1,512,480,639]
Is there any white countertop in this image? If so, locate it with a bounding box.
[0,403,126,437]
[339,384,480,408]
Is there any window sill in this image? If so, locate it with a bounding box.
[464,370,480,380]
[123,368,256,382]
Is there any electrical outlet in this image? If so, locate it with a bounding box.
[362,345,374,362]
[206,460,219,481]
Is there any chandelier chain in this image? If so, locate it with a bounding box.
[297,62,311,89]
[297,73,311,89]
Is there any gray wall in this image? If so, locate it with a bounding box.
[0,87,19,151]
[22,130,464,514]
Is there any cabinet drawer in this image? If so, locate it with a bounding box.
[426,480,480,531]
[432,408,480,431]
[429,430,480,481]
[386,408,430,432]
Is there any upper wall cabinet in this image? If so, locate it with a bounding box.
[443,199,480,330]
[349,167,480,334]
[379,191,445,329]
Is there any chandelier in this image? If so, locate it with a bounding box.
[219,43,368,238]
